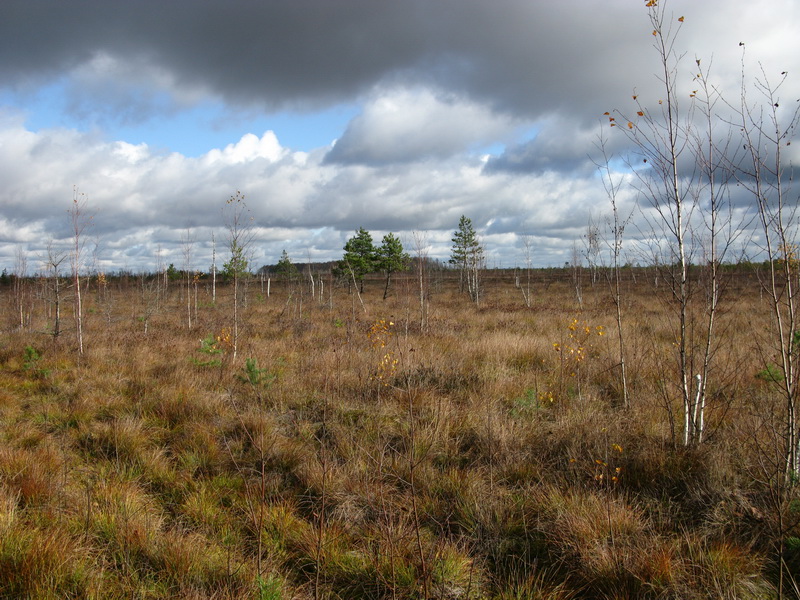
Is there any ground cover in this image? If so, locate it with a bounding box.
[0,269,797,599]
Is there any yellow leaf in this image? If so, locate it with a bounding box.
[637,111,644,116]
[627,122,633,129]
[678,16,684,22]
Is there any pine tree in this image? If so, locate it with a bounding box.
[340,228,377,293]
[377,232,410,300]
[450,215,483,302]
[223,191,253,361]
[275,249,299,283]
[222,244,248,280]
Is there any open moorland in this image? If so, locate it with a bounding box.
[1,268,799,599]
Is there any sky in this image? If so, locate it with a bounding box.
[1,0,799,274]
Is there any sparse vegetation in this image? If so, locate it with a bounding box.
[1,267,798,598]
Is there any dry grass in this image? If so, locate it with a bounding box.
[0,268,798,598]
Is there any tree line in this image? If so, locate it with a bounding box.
[269,216,485,303]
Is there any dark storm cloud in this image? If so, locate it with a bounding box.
[1,0,780,172]
[0,0,652,119]
[485,120,604,175]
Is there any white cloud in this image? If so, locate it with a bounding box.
[203,131,285,165]
[0,117,625,270]
[326,87,521,164]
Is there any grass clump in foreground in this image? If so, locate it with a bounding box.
[0,268,798,598]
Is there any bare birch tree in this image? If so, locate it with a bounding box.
[13,246,28,330]
[412,231,430,332]
[70,186,92,356]
[612,1,738,444]
[181,228,195,330]
[734,56,800,479]
[519,235,534,308]
[593,134,633,408]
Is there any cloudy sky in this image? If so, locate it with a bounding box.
[1,0,798,273]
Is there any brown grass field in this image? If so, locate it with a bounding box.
[1,267,799,599]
